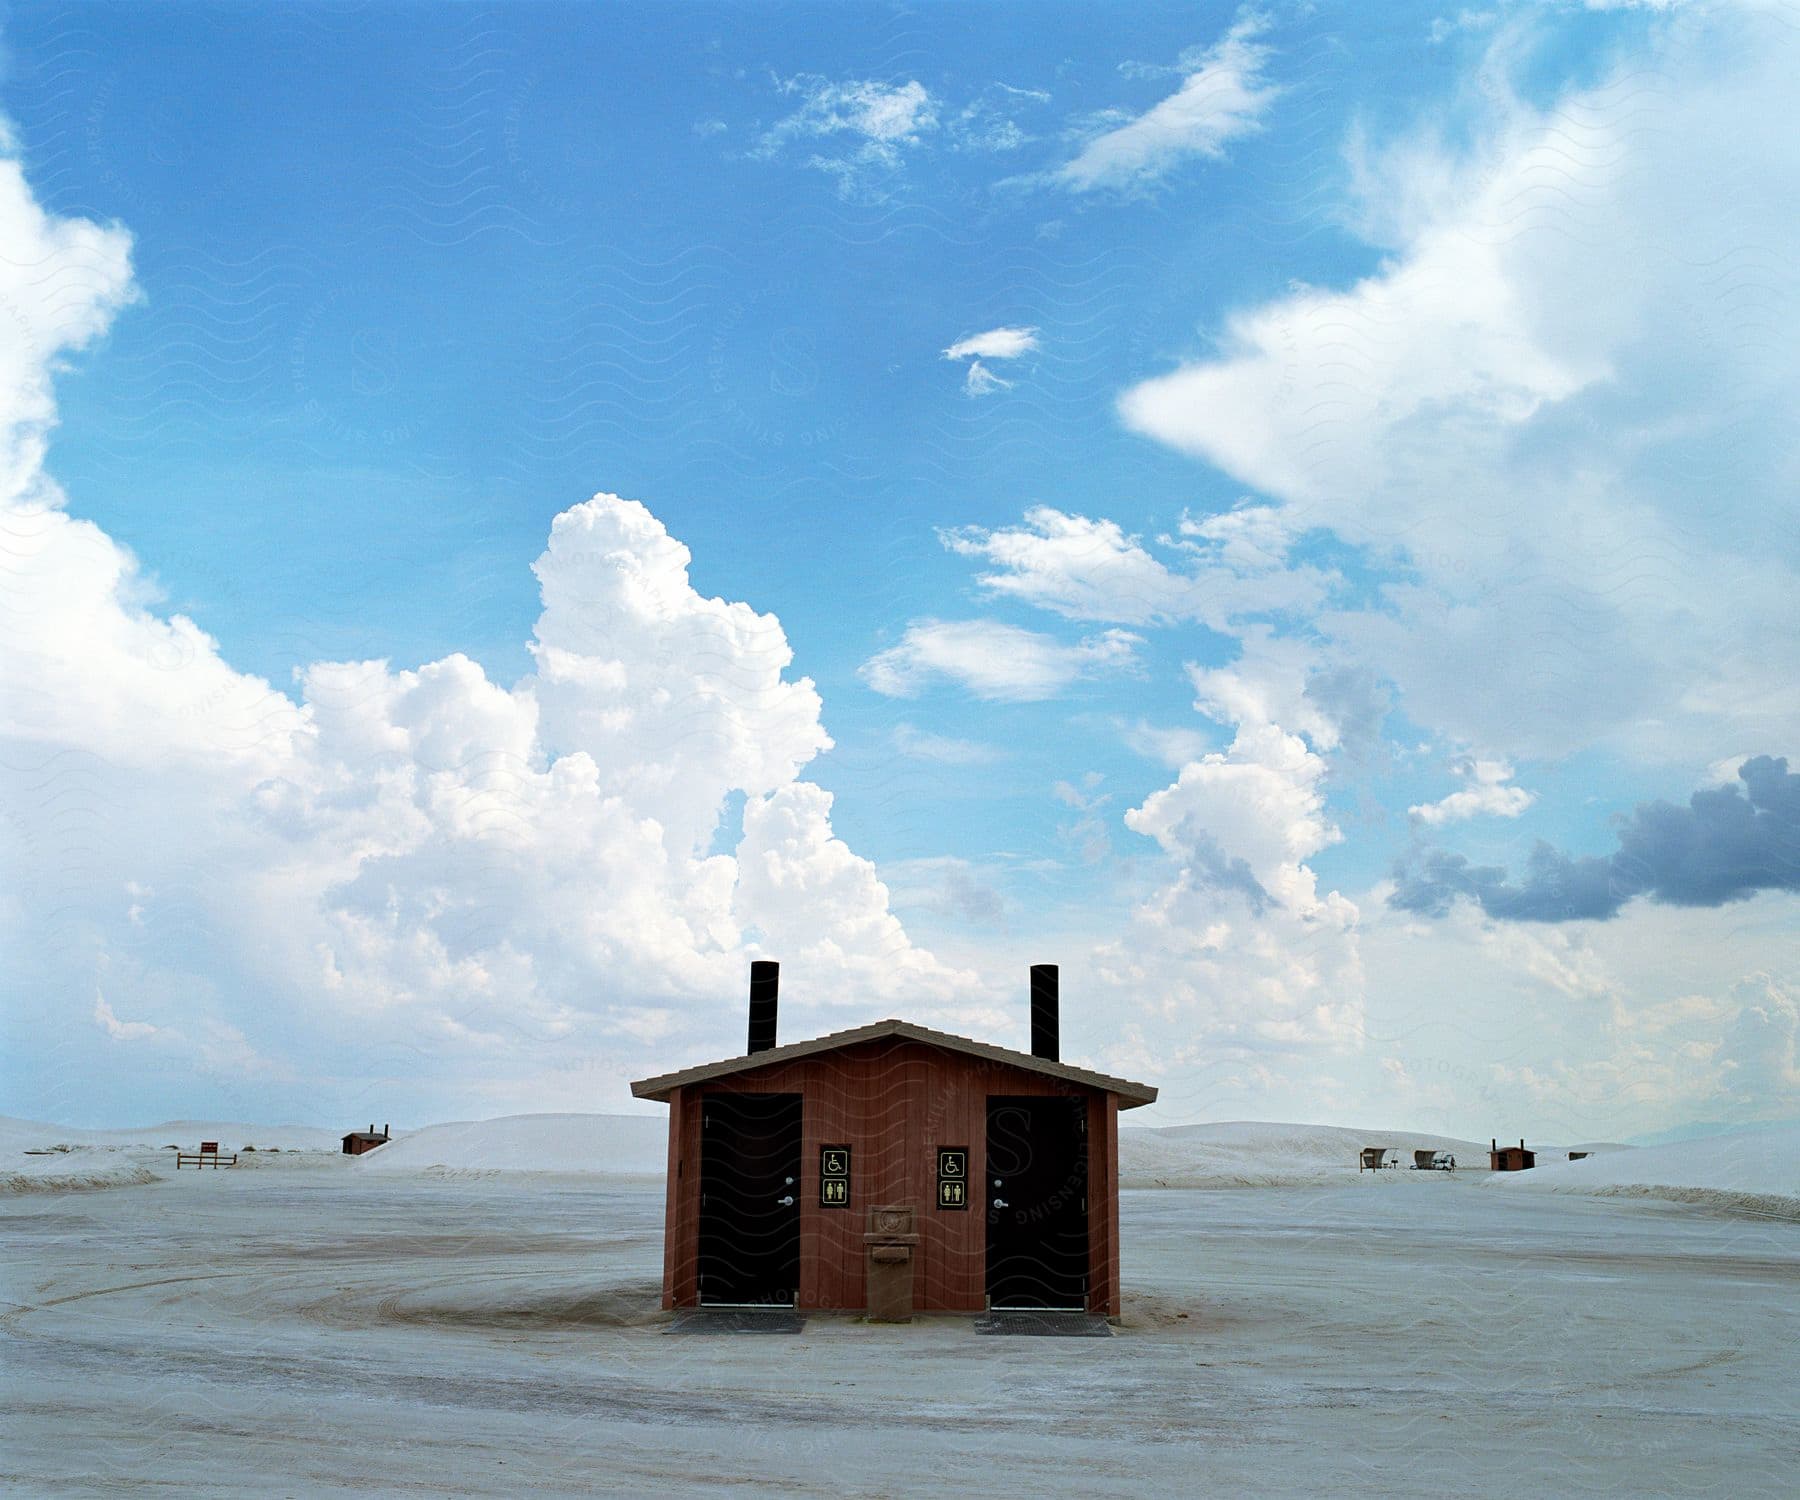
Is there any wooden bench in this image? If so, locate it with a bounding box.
[175,1141,237,1169]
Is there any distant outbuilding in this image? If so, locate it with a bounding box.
[1359,1146,1394,1171]
[342,1123,390,1156]
[1489,1138,1536,1171]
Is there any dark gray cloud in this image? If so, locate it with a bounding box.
[1184,831,1274,913]
[1391,755,1800,922]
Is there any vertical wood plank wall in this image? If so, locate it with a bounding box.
[659,1037,1126,1315]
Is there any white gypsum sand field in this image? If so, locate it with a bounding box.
[3,1116,1796,1498]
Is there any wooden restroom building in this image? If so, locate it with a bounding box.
[630,963,1156,1316]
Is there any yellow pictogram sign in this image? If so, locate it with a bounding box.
[819,1144,851,1208]
[936,1147,969,1210]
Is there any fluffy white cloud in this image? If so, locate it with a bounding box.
[0,130,974,1117]
[1090,664,1365,1071]
[1116,5,1800,764]
[1187,629,1339,752]
[943,507,1196,624]
[1176,504,1293,573]
[942,326,1040,361]
[529,496,833,854]
[940,505,1328,629]
[1409,758,1535,825]
[1056,14,1278,192]
[1096,751,1363,1060]
[5,484,975,1116]
[733,782,964,1002]
[927,498,1376,1071]
[943,326,1038,398]
[858,618,1140,701]
[0,144,136,504]
[4,476,982,1113]
[1127,721,1341,910]
[1117,166,1597,503]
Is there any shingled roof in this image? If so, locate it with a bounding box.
[628,1017,1158,1108]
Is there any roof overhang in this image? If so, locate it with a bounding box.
[629,1018,1157,1109]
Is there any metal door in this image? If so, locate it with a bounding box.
[985,1095,1089,1309]
[698,1092,802,1305]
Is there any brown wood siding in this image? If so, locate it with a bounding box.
[659,1037,1125,1314]
[1092,1094,1121,1316]
[659,1084,683,1306]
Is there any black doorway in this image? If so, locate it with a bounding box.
[698,1092,802,1306]
[985,1095,1089,1309]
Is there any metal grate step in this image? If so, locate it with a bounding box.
[974,1311,1113,1337]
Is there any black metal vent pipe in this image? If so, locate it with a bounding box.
[748,961,779,1054]
[1030,963,1059,1061]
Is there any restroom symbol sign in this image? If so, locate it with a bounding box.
[819,1144,851,1207]
[936,1147,969,1209]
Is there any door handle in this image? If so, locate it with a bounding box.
[992,1198,1009,1208]
[777,1195,795,1207]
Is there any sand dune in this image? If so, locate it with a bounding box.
[0,1115,350,1153]
[1118,1120,1490,1188]
[352,1112,668,1177]
[1486,1122,1800,1217]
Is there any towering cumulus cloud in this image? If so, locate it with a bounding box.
[1093,694,1365,1077]
[0,141,964,1118]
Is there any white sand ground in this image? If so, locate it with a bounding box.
[3,1115,1796,1496]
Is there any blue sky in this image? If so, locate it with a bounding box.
[2,1,1796,1138]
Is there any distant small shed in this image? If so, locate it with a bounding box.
[1568,1150,1590,1162]
[1359,1146,1393,1171]
[1489,1137,1535,1171]
[342,1123,390,1156]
